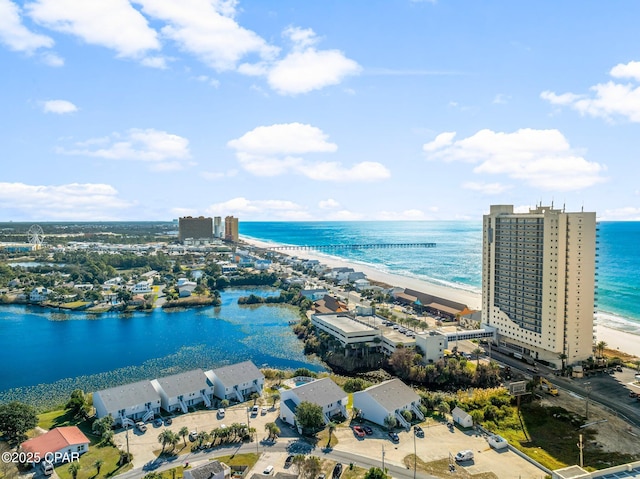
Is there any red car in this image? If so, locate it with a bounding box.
[353,426,365,437]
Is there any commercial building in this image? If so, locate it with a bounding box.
[224,216,239,242]
[482,204,596,368]
[178,216,213,243]
[214,216,222,238]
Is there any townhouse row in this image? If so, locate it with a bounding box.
[93,360,264,426]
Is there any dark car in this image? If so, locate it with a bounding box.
[363,426,373,435]
[164,417,173,426]
[153,418,163,427]
[332,463,343,478]
[285,455,294,468]
[414,426,424,437]
[388,431,399,442]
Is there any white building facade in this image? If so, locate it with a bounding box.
[482,204,596,368]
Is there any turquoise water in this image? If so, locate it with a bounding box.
[0,288,322,409]
[240,221,640,333]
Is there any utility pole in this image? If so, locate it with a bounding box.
[577,434,584,468]
[381,444,385,472]
[413,431,417,479]
[584,383,592,419]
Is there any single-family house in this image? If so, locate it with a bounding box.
[451,406,473,428]
[353,279,371,291]
[209,361,264,402]
[254,259,272,270]
[93,380,161,426]
[74,284,94,291]
[301,289,329,301]
[352,378,423,430]
[103,277,124,288]
[313,295,348,314]
[183,460,230,479]
[178,281,197,297]
[279,377,348,427]
[30,286,53,302]
[131,280,152,294]
[151,369,214,413]
[21,426,90,464]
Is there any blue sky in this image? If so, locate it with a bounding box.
[1,0,640,222]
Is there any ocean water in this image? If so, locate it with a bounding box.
[240,221,640,334]
[0,288,322,408]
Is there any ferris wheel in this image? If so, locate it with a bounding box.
[27,224,45,247]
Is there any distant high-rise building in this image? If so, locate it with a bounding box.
[213,217,222,238]
[482,204,596,368]
[178,216,213,243]
[224,216,239,242]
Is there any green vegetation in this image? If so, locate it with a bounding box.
[0,401,38,442]
[54,444,131,479]
[405,455,498,479]
[294,401,325,435]
[214,453,259,468]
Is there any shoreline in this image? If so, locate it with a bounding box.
[242,235,640,359]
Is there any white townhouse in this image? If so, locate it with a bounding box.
[103,276,124,289]
[30,286,53,302]
[352,378,423,430]
[151,369,214,413]
[279,377,348,427]
[93,380,161,426]
[21,427,90,464]
[210,361,264,402]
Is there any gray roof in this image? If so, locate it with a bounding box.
[360,378,420,411]
[96,380,159,412]
[292,377,346,407]
[211,360,263,387]
[154,369,212,398]
[187,461,226,479]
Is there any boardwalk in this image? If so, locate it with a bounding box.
[266,242,436,251]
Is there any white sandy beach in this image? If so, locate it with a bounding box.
[241,236,640,358]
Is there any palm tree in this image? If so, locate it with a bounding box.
[384,414,397,431]
[326,421,336,447]
[68,461,81,479]
[271,391,280,408]
[558,353,568,374]
[169,431,180,451]
[158,429,172,453]
[94,459,104,476]
[596,341,607,360]
[472,347,483,367]
[179,426,189,447]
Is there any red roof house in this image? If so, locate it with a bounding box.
[21,426,90,463]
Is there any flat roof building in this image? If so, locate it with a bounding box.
[179,216,213,243]
[224,216,239,242]
[482,204,596,368]
[311,313,381,347]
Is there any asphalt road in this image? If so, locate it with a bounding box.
[116,439,441,479]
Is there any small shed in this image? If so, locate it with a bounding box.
[488,434,508,450]
[451,406,473,428]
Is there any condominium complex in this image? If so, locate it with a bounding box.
[178,216,213,243]
[224,216,239,242]
[213,216,222,238]
[482,204,596,368]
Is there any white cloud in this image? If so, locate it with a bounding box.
[59,128,192,170]
[378,209,427,220]
[200,169,237,180]
[600,207,640,221]
[27,0,160,59]
[424,128,606,191]
[610,61,640,81]
[205,196,311,220]
[423,131,455,152]
[0,0,53,53]
[541,61,640,122]
[228,123,389,182]
[140,55,168,69]
[42,99,77,114]
[134,0,277,71]
[492,94,510,104]
[40,51,63,66]
[462,181,512,195]
[319,198,340,209]
[266,27,361,95]
[0,182,131,220]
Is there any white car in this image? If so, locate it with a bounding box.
[261,406,268,415]
[217,408,225,418]
[455,450,474,462]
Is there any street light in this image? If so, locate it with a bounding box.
[584,382,592,419]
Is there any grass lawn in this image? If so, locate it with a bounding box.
[405,455,498,479]
[147,465,185,479]
[59,301,91,310]
[316,427,338,449]
[214,453,259,468]
[318,459,367,479]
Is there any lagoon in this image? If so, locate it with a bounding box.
[0,288,322,409]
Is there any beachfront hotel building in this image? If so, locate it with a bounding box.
[482,204,596,368]
[224,216,239,242]
[178,216,213,243]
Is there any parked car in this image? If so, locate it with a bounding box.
[188,430,198,442]
[262,406,268,415]
[455,450,474,462]
[388,431,399,442]
[363,426,373,435]
[629,391,637,398]
[251,405,259,416]
[353,426,365,437]
[135,421,147,432]
[218,408,225,418]
[332,463,343,478]
[164,417,173,426]
[153,418,163,427]
[616,365,623,372]
[263,465,274,475]
[285,455,294,468]
[414,425,424,437]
